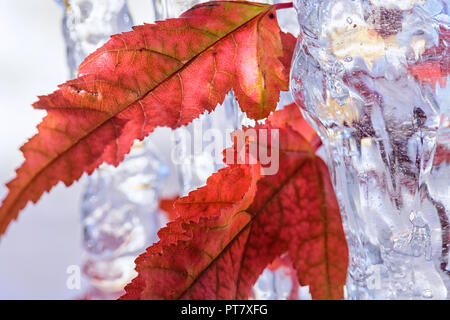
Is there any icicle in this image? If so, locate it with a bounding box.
[81,141,168,298]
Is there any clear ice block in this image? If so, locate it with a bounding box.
[291,0,450,299]
[58,0,133,78]
[153,0,205,20]
[81,142,169,291]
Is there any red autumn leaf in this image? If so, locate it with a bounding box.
[159,196,180,221]
[0,1,296,235]
[267,102,321,151]
[121,106,348,300]
[409,26,449,89]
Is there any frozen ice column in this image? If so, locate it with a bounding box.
[291,0,450,299]
[81,142,168,297]
[58,0,133,78]
[153,0,206,20]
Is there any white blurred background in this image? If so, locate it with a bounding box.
[0,0,179,299]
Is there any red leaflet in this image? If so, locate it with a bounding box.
[159,196,180,221]
[122,106,348,300]
[267,102,321,151]
[0,2,295,235]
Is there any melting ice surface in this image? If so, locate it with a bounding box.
[291,0,450,299]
